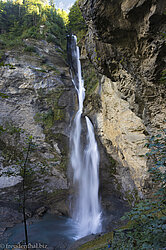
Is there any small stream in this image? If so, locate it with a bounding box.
[2,214,77,249]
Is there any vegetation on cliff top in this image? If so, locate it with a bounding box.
[0,0,67,49]
[0,0,87,48]
[68,0,87,41]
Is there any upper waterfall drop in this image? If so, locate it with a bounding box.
[69,35,102,239]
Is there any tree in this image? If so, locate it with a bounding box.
[0,127,37,249]
[68,0,87,41]
[57,8,68,26]
[0,0,67,49]
[49,0,54,7]
[20,135,34,249]
[110,130,166,249]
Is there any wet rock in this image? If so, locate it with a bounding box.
[0,206,22,241]
[36,206,47,217]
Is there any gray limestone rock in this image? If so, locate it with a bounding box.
[0,39,76,231]
[79,0,166,200]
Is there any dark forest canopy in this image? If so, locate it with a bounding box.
[0,0,68,49]
[68,0,87,41]
[0,0,87,48]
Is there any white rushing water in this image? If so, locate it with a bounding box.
[70,35,102,239]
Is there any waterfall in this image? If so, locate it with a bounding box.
[70,35,102,239]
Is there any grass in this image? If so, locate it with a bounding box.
[78,232,114,250]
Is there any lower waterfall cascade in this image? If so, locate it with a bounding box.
[70,35,102,239]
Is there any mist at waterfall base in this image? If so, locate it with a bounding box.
[4,214,77,247]
[70,35,102,240]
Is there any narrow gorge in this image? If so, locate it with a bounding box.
[0,0,165,249]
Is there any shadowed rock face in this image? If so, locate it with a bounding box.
[79,0,166,198]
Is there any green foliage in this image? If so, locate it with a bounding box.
[109,130,166,249]
[0,62,16,68]
[0,93,8,135]
[77,232,114,250]
[82,62,102,111]
[0,92,9,98]
[0,125,6,135]
[84,67,99,96]
[124,189,139,206]
[46,33,56,43]
[79,130,166,250]
[160,69,166,85]
[23,45,36,52]
[57,8,69,26]
[1,36,24,48]
[34,88,65,128]
[34,109,54,128]
[0,0,67,50]
[68,0,87,41]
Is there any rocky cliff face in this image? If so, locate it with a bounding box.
[79,0,166,199]
[0,0,165,237]
[0,39,76,235]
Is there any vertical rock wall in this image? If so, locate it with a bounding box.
[0,39,76,234]
[79,0,166,198]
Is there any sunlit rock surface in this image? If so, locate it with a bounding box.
[0,39,76,235]
[97,76,148,195]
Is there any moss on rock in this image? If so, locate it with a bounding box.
[34,87,66,129]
